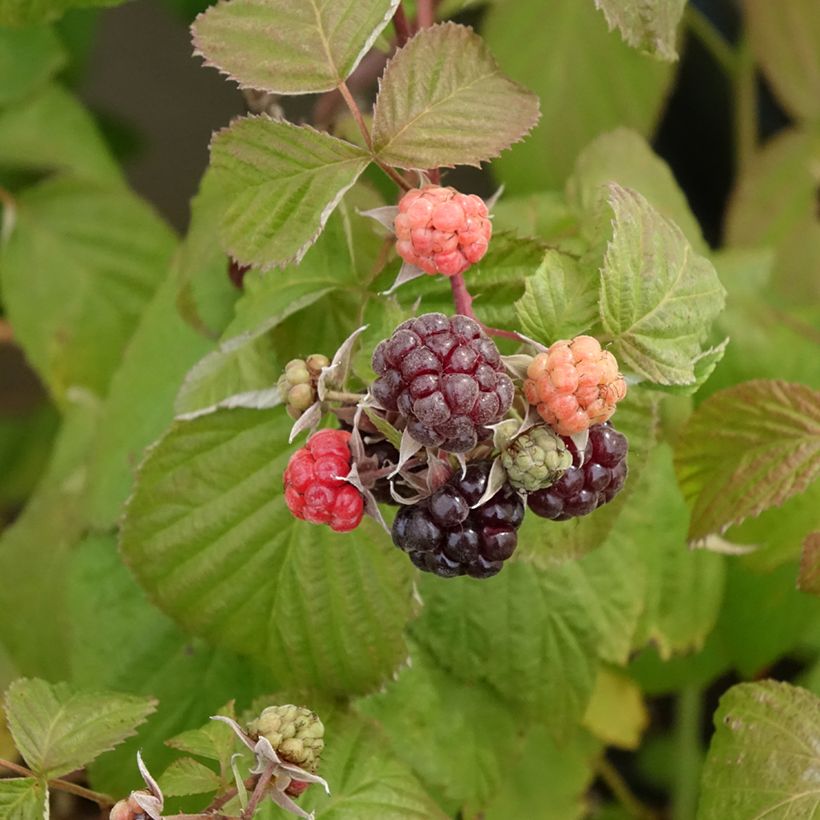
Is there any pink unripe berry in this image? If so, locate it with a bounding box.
[394,185,492,277]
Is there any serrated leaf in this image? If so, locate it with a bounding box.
[85,272,215,529]
[372,23,539,169]
[515,249,599,342]
[158,757,221,797]
[357,643,521,807]
[192,0,399,94]
[0,177,175,402]
[675,380,820,541]
[594,0,686,61]
[567,128,705,251]
[745,0,820,122]
[582,667,648,750]
[483,0,673,192]
[210,117,370,269]
[0,85,121,183]
[67,536,270,798]
[165,705,238,766]
[0,26,65,107]
[4,678,156,779]
[699,681,820,820]
[120,408,414,697]
[297,711,448,819]
[0,778,46,820]
[798,532,820,596]
[411,563,598,737]
[600,184,725,385]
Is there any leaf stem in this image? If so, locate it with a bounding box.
[684,6,736,77]
[733,37,757,175]
[240,762,275,820]
[337,81,411,191]
[0,184,17,244]
[0,759,114,808]
[595,755,657,820]
[324,389,366,403]
[416,0,438,29]
[672,684,704,820]
[393,3,412,46]
[449,273,525,342]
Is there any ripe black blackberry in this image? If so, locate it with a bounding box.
[371,313,514,453]
[527,422,628,520]
[392,461,525,579]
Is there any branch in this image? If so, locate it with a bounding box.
[449,273,524,342]
[0,759,114,808]
[240,762,275,820]
[393,3,412,46]
[416,0,438,29]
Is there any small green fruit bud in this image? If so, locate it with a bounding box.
[285,361,311,386]
[501,425,572,492]
[248,705,325,773]
[288,383,314,412]
[306,353,330,376]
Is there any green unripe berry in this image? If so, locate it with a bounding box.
[306,353,330,376]
[501,425,572,492]
[285,361,311,386]
[248,705,325,773]
[288,383,314,412]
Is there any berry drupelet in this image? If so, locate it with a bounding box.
[527,422,628,520]
[392,461,525,579]
[371,313,514,453]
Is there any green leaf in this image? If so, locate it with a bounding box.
[594,0,686,61]
[0,177,175,402]
[0,0,123,26]
[725,127,820,309]
[120,408,415,697]
[67,535,272,798]
[745,0,820,122]
[715,561,820,678]
[192,0,399,94]
[4,678,156,779]
[630,445,725,658]
[0,778,46,820]
[159,757,221,797]
[165,705,239,766]
[0,26,65,107]
[298,711,449,819]
[582,667,647,750]
[0,85,121,183]
[411,563,599,737]
[675,380,820,541]
[84,272,216,529]
[477,723,599,820]
[0,397,99,680]
[515,249,599,342]
[567,128,705,251]
[175,170,240,339]
[483,0,673,191]
[599,184,725,386]
[210,117,370,269]
[372,23,540,169]
[699,681,820,820]
[357,643,522,808]
[799,532,820,596]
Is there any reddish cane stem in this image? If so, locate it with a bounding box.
[449,273,524,343]
[417,0,437,29]
[240,762,276,820]
[393,3,412,46]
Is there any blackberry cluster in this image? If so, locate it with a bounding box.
[527,422,628,520]
[371,313,514,453]
[392,461,524,578]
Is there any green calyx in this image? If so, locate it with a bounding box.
[501,425,572,492]
[248,704,325,773]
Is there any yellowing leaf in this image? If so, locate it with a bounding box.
[582,668,648,750]
[372,23,540,169]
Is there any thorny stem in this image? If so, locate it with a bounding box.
[240,762,276,820]
[595,755,657,820]
[393,3,412,46]
[0,758,114,808]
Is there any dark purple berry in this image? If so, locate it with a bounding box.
[527,422,629,521]
[391,461,524,579]
[371,313,513,453]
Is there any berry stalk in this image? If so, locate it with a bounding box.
[450,272,523,342]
